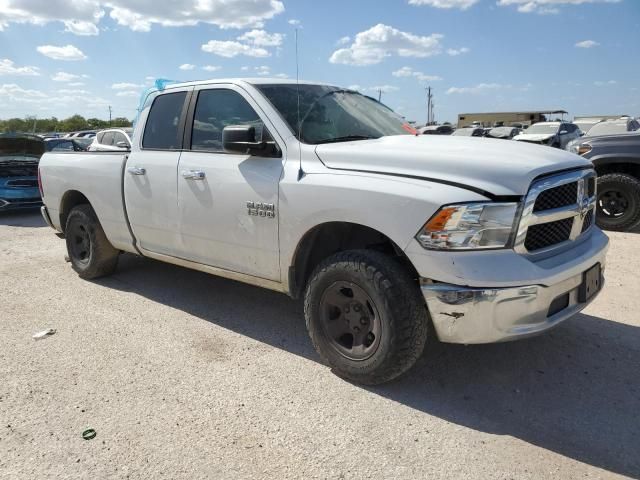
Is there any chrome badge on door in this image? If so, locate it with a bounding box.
[246,201,275,218]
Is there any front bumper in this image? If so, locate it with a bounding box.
[416,229,609,344]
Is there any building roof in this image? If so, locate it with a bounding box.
[459,110,568,116]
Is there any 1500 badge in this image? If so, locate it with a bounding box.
[246,201,275,218]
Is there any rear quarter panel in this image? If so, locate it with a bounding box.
[39,152,135,251]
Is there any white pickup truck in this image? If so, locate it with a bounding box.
[38,78,608,385]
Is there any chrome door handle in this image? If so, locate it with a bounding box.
[181,170,206,180]
[127,166,146,175]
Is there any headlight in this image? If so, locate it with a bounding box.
[416,202,519,250]
[567,142,592,155]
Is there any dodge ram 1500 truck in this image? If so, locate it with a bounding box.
[38,79,609,385]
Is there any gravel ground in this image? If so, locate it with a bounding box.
[1,210,638,480]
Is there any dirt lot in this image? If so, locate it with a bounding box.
[1,210,638,479]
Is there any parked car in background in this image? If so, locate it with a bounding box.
[64,130,97,139]
[584,117,640,137]
[486,126,522,140]
[573,118,603,135]
[568,132,640,231]
[45,138,90,152]
[514,121,581,149]
[0,133,45,211]
[420,125,453,135]
[88,128,133,151]
[451,127,484,137]
[565,117,640,153]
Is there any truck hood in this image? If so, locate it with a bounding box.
[513,133,555,142]
[314,135,590,197]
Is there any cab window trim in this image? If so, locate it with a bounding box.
[183,86,282,156]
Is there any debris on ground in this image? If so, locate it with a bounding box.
[32,328,56,340]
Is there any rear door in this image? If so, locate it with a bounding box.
[175,85,284,280]
[124,89,192,256]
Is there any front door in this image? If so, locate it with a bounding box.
[175,86,283,281]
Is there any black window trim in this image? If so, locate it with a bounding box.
[141,89,193,152]
[183,85,282,156]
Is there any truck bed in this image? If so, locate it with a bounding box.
[38,151,135,251]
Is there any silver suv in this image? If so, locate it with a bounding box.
[88,128,133,151]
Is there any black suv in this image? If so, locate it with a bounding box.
[570,133,640,231]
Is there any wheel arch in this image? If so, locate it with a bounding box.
[59,190,92,234]
[593,157,640,180]
[288,221,419,299]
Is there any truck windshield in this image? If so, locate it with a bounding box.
[256,84,415,144]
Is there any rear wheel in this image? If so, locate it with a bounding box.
[304,250,429,385]
[596,173,640,231]
[65,204,119,279]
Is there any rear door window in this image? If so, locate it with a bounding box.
[143,92,188,150]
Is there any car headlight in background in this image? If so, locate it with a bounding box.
[567,142,592,156]
[416,202,519,250]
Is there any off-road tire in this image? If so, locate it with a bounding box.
[65,204,119,279]
[596,173,640,232]
[304,250,429,385]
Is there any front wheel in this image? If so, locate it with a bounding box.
[596,173,640,231]
[65,204,119,279]
[304,250,429,385]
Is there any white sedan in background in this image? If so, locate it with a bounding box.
[88,128,133,151]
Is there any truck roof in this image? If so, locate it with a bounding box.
[161,78,337,90]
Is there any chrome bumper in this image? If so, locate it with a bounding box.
[422,265,604,344]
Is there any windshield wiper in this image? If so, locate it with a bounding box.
[315,135,378,144]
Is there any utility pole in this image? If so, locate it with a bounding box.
[108,106,112,126]
[377,88,382,102]
[425,86,433,125]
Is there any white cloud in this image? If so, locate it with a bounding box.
[64,20,100,35]
[446,83,504,94]
[336,36,351,46]
[0,59,40,76]
[240,66,250,71]
[179,63,196,70]
[274,73,288,78]
[255,65,270,76]
[237,29,284,46]
[408,0,478,9]
[329,24,443,66]
[107,0,284,32]
[392,66,442,82]
[37,44,87,61]
[447,47,470,56]
[497,0,621,15]
[288,19,300,26]
[202,65,221,72]
[369,85,399,93]
[58,88,90,95]
[575,39,599,48]
[594,80,617,86]
[112,82,144,89]
[0,83,47,100]
[116,90,140,97]
[201,40,269,57]
[347,85,362,91]
[68,81,85,87]
[0,0,284,33]
[51,71,80,82]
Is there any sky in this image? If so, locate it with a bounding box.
[0,0,638,124]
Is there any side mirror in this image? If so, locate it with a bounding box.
[222,125,280,157]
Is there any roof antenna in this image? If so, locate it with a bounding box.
[295,27,304,181]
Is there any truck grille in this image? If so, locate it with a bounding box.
[524,218,573,251]
[516,169,597,254]
[533,182,577,212]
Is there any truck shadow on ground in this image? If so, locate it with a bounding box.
[0,209,46,228]
[100,253,640,478]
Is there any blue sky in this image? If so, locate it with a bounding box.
[0,0,637,124]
